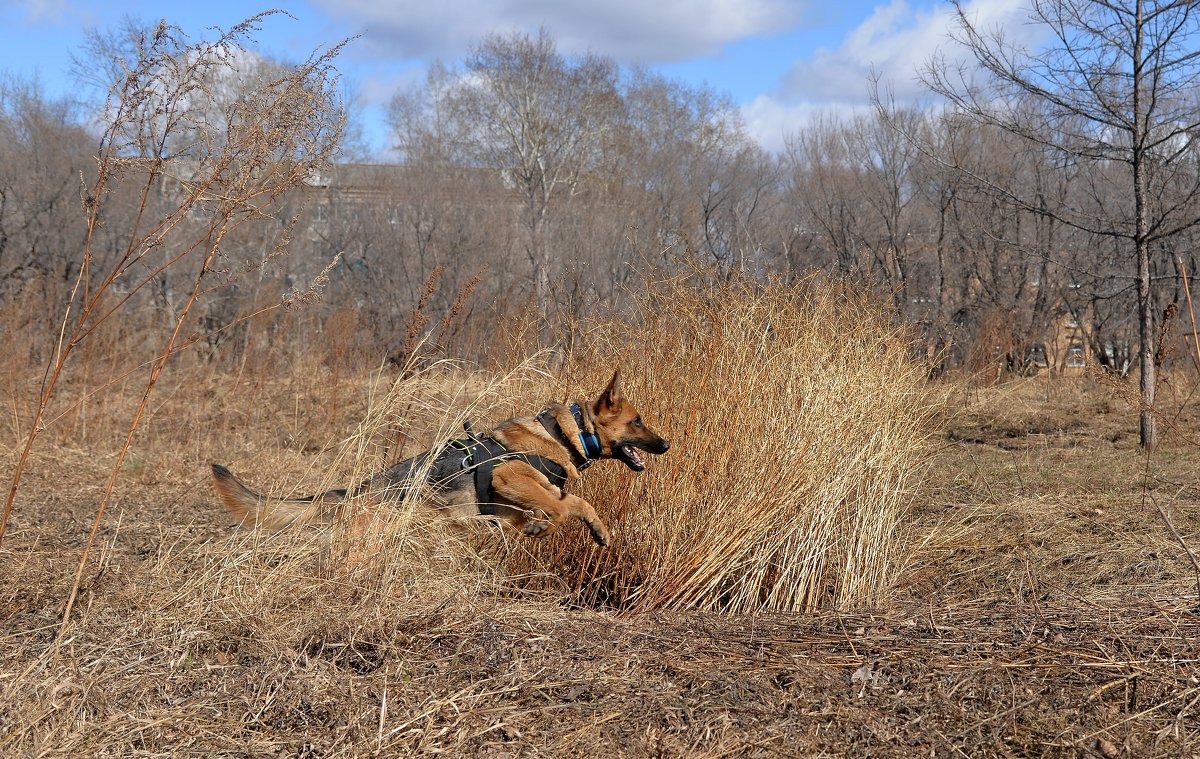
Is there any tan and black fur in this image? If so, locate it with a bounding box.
[210,370,669,546]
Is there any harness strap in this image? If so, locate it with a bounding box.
[454,431,567,516]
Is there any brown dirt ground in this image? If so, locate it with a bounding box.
[3,374,1200,757]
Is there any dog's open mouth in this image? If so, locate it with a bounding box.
[621,445,646,470]
[614,444,656,472]
[613,438,668,472]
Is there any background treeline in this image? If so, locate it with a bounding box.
[2,23,1198,379]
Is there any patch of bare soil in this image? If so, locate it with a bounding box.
[3,376,1200,757]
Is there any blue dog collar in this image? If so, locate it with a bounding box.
[570,403,602,460]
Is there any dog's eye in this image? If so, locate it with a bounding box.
[632,417,643,428]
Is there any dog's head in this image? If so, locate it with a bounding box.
[589,370,670,472]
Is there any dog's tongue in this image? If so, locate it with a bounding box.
[623,445,645,467]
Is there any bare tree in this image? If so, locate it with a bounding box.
[922,0,1200,450]
[391,30,620,339]
[620,70,769,272]
[848,108,926,310]
[0,76,94,337]
[784,115,865,276]
[311,163,509,362]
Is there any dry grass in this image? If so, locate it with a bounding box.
[4,298,1200,756]
[911,374,1200,606]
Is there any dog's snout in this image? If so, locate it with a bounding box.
[657,439,670,454]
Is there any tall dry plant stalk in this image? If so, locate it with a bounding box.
[507,271,940,614]
[1180,256,1200,376]
[0,13,347,642]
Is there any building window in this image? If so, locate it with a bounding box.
[1066,344,1086,368]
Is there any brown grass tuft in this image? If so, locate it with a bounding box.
[504,272,941,613]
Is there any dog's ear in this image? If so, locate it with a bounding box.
[594,370,623,415]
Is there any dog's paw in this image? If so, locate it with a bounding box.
[524,520,550,538]
[590,523,611,547]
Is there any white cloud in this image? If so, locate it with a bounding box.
[310,0,803,63]
[16,0,78,25]
[741,94,874,154]
[305,0,1042,155]
[353,66,426,107]
[741,0,1042,152]
[779,0,1029,104]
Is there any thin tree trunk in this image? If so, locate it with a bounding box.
[1133,0,1157,451]
[1137,236,1156,449]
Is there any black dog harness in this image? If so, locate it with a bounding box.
[452,427,567,516]
[455,404,600,515]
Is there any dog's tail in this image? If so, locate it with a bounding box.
[210,463,346,529]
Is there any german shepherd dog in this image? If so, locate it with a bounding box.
[210,371,669,546]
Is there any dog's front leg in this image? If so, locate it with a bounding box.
[491,464,610,546]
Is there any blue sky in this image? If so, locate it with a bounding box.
[0,0,1029,155]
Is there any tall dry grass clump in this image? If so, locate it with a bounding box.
[511,272,940,614]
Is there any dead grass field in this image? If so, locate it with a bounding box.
[3,365,1200,758]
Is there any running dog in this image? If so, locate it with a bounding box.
[210,370,669,545]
